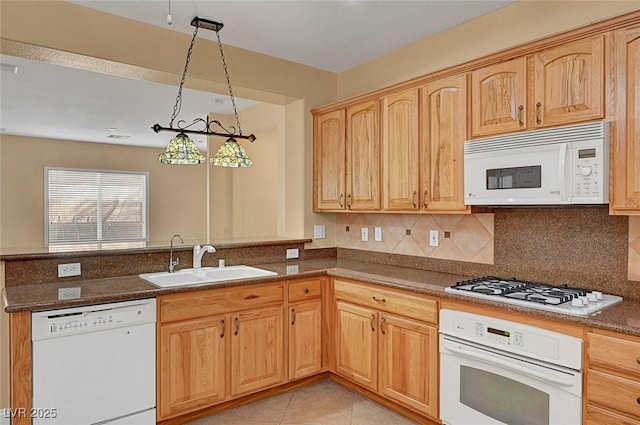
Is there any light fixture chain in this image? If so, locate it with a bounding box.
[216,31,242,135]
[170,25,199,127]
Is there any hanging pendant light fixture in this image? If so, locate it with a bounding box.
[153,17,256,166]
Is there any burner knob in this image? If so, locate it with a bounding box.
[586,292,598,302]
[571,298,585,307]
[592,291,603,300]
[579,296,589,304]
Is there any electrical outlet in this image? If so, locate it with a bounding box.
[58,262,81,277]
[313,225,326,239]
[58,287,81,300]
[286,248,299,259]
[361,227,369,242]
[429,230,439,247]
[374,227,382,241]
[286,265,299,275]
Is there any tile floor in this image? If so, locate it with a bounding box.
[186,379,419,425]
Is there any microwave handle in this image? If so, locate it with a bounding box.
[558,143,568,202]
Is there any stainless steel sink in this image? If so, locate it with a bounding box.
[139,265,277,288]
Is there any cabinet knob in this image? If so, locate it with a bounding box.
[636,356,640,365]
[304,288,309,294]
[637,397,640,405]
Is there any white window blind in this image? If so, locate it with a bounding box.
[45,168,148,245]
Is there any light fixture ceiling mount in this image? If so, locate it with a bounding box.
[154,17,256,166]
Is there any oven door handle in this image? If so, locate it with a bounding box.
[444,343,576,387]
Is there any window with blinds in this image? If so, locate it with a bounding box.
[45,168,148,246]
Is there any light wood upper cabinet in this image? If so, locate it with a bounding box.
[382,88,420,210]
[421,75,469,212]
[471,58,527,137]
[314,109,346,211]
[612,25,640,213]
[530,35,605,127]
[346,100,381,210]
[159,315,227,419]
[313,100,380,212]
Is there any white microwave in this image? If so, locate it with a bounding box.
[464,121,609,206]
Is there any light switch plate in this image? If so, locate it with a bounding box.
[374,227,382,241]
[361,227,369,242]
[58,287,81,300]
[313,225,326,239]
[429,230,439,247]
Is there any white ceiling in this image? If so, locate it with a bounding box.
[0,0,514,148]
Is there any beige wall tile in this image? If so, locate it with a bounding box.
[629,216,640,281]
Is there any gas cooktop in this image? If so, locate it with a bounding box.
[445,276,623,316]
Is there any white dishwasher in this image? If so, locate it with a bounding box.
[31,298,156,425]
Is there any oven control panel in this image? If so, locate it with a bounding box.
[441,309,583,370]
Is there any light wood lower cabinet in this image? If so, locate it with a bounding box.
[231,306,285,396]
[159,315,227,419]
[586,329,640,423]
[289,300,323,380]
[157,282,285,420]
[334,279,439,419]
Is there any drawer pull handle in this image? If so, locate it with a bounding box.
[233,317,239,336]
[370,314,375,332]
[304,288,309,294]
[423,190,428,208]
[372,296,386,303]
[347,194,352,209]
[380,316,386,335]
[291,308,296,325]
[339,193,344,208]
[220,319,225,339]
[412,190,417,209]
[536,102,542,124]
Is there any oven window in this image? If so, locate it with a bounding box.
[486,166,541,190]
[460,366,549,425]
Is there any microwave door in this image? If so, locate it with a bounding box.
[464,143,567,205]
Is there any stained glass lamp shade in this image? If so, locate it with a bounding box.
[159,133,205,165]
[211,138,253,167]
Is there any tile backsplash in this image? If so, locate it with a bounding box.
[336,213,494,264]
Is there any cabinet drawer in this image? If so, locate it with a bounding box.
[334,279,437,324]
[587,369,640,418]
[288,278,323,303]
[588,332,640,376]
[159,282,284,323]
[586,404,640,425]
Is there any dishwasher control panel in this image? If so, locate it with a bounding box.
[32,298,156,341]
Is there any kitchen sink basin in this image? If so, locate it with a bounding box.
[139,265,277,288]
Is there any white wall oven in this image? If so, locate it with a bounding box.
[439,309,583,425]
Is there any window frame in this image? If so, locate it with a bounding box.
[44,167,149,247]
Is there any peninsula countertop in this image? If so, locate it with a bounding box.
[4,258,640,337]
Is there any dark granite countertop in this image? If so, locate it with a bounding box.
[4,258,640,337]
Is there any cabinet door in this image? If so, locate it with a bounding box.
[379,314,438,418]
[314,110,346,211]
[288,301,322,380]
[471,58,527,137]
[382,88,419,210]
[231,306,284,396]
[159,316,227,419]
[531,35,604,127]
[421,75,469,212]
[346,100,381,210]
[612,26,640,212]
[335,301,378,391]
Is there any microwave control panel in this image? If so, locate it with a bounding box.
[570,139,608,203]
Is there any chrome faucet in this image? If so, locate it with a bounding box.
[169,234,183,273]
[193,243,216,269]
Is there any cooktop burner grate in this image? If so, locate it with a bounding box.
[446,276,623,316]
